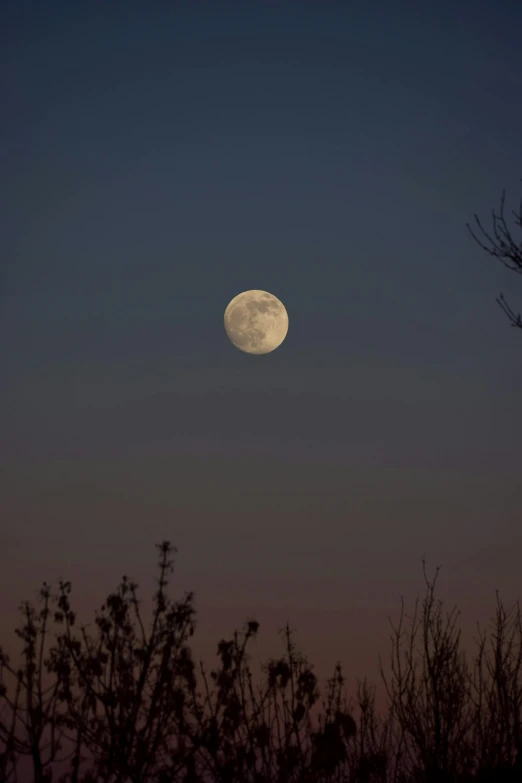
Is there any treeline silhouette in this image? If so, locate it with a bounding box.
[0,542,521,783]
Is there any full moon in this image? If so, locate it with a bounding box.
[224,290,289,354]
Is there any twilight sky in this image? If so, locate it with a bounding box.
[1,0,521,700]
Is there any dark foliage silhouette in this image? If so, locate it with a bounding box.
[467,181,522,332]
[1,543,521,782]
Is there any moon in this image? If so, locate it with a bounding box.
[224,290,289,354]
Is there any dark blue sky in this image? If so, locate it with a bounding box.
[1,0,521,690]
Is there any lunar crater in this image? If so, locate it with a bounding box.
[224,290,289,355]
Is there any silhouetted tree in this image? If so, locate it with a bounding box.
[48,541,201,782]
[379,558,474,782]
[379,558,522,783]
[467,591,522,780]
[467,181,522,332]
[0,583,74,782]
[192,619,357,781]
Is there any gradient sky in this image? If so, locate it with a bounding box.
[2,0,522,704]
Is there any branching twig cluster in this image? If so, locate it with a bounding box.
[467,181,522,331]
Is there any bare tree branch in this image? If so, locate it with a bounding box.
[467,180,522,332]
